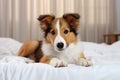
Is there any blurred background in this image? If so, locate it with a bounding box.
[0,0,119,43]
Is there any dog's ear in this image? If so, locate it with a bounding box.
[63,13,80,29]
[37,15,55,31]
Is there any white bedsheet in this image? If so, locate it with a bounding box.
[0,38,120,80]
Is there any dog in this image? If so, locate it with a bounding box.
[18,13,92,67]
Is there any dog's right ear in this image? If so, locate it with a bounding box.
[37,15,55,31]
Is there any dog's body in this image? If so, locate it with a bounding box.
[18,13,92,67]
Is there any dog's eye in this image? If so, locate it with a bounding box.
[64,30,69,34]
[51,30,55,35]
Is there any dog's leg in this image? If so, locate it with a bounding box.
[40,56,68,67]
[78,53,92,67]
[18,40,39,57]
[40,55,51,64]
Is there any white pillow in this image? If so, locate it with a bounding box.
[0,38,22,55]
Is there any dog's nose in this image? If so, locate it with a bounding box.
[57,42,64,49]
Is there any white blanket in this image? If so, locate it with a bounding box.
[0,38,120,80]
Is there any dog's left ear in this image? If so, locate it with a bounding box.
[63,13,80,29]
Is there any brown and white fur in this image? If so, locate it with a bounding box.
[18,13,92,67]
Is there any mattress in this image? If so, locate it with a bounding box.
[0,38,120,80]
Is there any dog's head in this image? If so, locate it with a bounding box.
[38,13,80,52]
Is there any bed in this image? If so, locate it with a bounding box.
[0,38,120,80]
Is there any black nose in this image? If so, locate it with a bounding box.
[57,42,64,49]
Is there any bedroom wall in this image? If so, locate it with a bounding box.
[116,0,120,33]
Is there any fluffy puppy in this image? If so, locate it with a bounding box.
[18,13,92,67]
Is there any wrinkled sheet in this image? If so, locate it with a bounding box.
[0,38,120,80]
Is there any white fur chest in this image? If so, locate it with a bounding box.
[42,41,84,64]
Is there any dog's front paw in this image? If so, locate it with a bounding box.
[79,58,92,67]
[50,58,68,67]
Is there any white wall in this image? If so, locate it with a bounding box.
[116,0,120,32]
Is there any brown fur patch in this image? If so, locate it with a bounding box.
[45,27,57,45]
[38,15,55,31]
[40,55,51,64]
[18,40,43,62]
[63,13,80,30]
[18,40,39,56]
[59,18,77,45]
